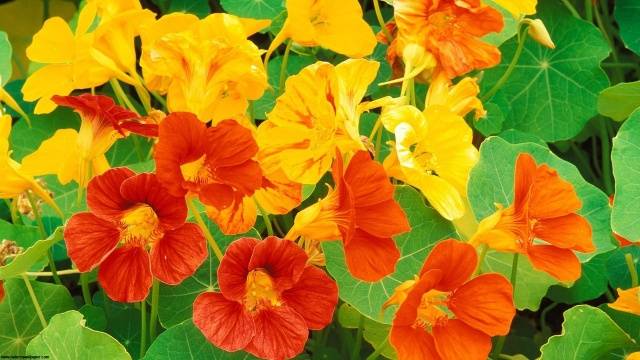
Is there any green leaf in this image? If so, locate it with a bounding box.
[0,279,75,355]
[323,186,457,324]
[498,129,547,146]
[8,110,79,161]
[474,102,504,136]
[598,81,640,121]
[483,0,518,46]
[158,223,260,328]
[144,319,257,360]
[107,136,152,167]
[167,0,210,18]
[92,291,142,357]
[614,0,640,55]
[606,246,640,290]
[481,1,610,141]
[612,109,640,240]
[0,31,11,85]
[79,304,108,332]
[540,305,638,359]
[220,0,284,20]
[547,251,611,304]
[0,227,63,280]
[26,310,131,359]
[601,305,640,342]
[469,137,615,309]
[338,304,395,359]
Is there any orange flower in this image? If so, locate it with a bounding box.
[471,153,595,282]
[388,239,515,360]
[609,287,640,316]
[393,0,503,79]
[286,151,410,281]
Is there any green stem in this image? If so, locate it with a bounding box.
[540,302,558,331]
[594,1,623,83]
[584,0,593,22]
[110,79,138,113]
[624,253,638,288]
[80,273,92,305]
[350,317,365,360]
[482,29,528,101]
[365,336,389,360]
[569,143,598,183]
[27,269,80,276]
[140,299,148,358]
[22,274,47,329]
[560,0,581,18]
[373,0,392,43]
[598,120,614,194]
[26,191,62,285]
[5,199,20,224]
[149,280,160,341]
[43,0,50,20]
[255,200,274,236]
[278,40,293,95]
[602,62,640,69]
[409,78,416,107]
[492,253,519,358]
[187,198,224,261]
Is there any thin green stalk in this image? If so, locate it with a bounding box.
[492,254,519,358]
[560,0,581,18]
[598,120,614,194]
[482,29,528,101]
[409,78,416,107]
[140,299,148,358]
[540,302,558,331]
[594,1,623,83]
[27,269,80,276]
[26,191,62,285]
[110,79,138,113]
[351,317,365,360]
[5,199,19,224]
[43,0,50,20]
[373,0,392,43]
[80,273,92,305]
[569,143,598,182]
[186,198,223,260]
[149,280,160,341]
[255,200,274,236]
[625,253,638,288]
[278,40,293,95]
[584,0,593,22]
[365,336,389,360]
[602,62,640,69]
[22,274,47,328]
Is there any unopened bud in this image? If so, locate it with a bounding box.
[525,19,555,49]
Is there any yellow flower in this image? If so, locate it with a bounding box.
[493,0,537,17]
[381,104,478,220]
[627,352,640,360]
[21,3,112,114]
[257,59,386,184]
[140,13,269,124]
[425,71,486,119]
[609,286,640,316]
[87,0,142,20]
[265,0,376,63]
[0,113,61,215]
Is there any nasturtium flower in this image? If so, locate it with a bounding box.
[628,353,640,360]
[393,0,504,79]
[470,153,595,282]
[387,239,515,360]
[287,151,410,281]
[609,287,640,316]
[87,0,143,20]
[425,72,485,119]
[64,168,207,302]
[21,94,139,189]
[140,13,268,124]
[257,59,389,185]
[22,4,112,114]
[381,105,478,221]
[493,0,537,17]
[266,0,376,62]
[193,236,338,360]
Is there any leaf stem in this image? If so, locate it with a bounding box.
[110,79,138,113]
[255,199,274,236]
[492,253,519,358]
[186,197,223,261]
[373,0,392,43]
[474,244,488,275]
[278,40,293,96]
[624,253,638,288]
[560,0,581,18]
[80,273,92,305]
[350,317,365,360]
[26,190,62,285]
[149,279,160,341]
[482,28,528,101]
[22,274,47,329]
[26,269,80,276]
[140,298,148,358]
[365,335,389,360]
[597,119,614,194]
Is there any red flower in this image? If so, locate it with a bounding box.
[388,239,515,360]
[64,168,207,302]
[193,236,338,360]
[154,112,262,215]
[287,151,411,281]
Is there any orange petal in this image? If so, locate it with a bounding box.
[533,214,594,253]
[97,246,152,303]
[245,306,308,360]
[393,270,443,327]
[419,239,477,291]
[64,212,120,272]
[343,229,400,282]
[344,151,395,207]
[390,323,441,360]
[526,245,581,282]
[205,196,257,235]
[150,223,207,285]
[609,287,640,316]
[528,164,582,219]
[513,153,536,213]
[281,266,339,330]
[432,319,492,360]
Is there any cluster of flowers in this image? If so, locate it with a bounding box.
[0,0,637,359]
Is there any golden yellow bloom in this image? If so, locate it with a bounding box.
[381,104,478,220]
[21,4,111,114]
[266,0,376,63]
[609,287,640,316]
[425,71,486,119]
[87,0,142,20]
[257,59,386,184]
[627,352,640,360]
[140,13,269,124]
[493,0,537,17]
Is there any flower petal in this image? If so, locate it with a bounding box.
[150,223,207,285]
[64,212,120,272]
[419,239,477,291]
[355,200,411,238]
[245,306,308,360]
[218,237,259,301]
[344,151,395,207]
[526,245,581,282]
[282,266,338,329]
[343,229,400,282]
[193,292,255,352]
[433,319,492,360]
[528,163,582,219]
[248,236,308,292]
[533,214,594,253]
[205,196,257,235]
[609,287,640,316]
[390,324,441,360]
[86,167,135,221]
[393,270,442,327]
[98,246,152,302]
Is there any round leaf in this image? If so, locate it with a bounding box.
[614,0,640,55]
[598,81,640,121]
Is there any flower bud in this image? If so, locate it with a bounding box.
[525,18,556,49]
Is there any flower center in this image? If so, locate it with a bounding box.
[181,155,213,185]
[120,204,162,247]
[415,289,453,331]
[244,269,281,312]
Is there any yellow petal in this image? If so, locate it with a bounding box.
[21,64,74,114]
[254,169,302,215]
[469,205,520,252]
[21,129,81,185]
[609,287,640,316]
[492,0,537,17]
[76,2,98,35]
[26,17,74,64]
[410,171,465,220]
[313,0,376,57]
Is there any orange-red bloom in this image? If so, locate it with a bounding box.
[153,112,262,213]
[287,151,410,281]
[64,168,207,302]
[388,239,515,360]
[193,236,338,360]
[471,153,595,282]
[393,0,504,79]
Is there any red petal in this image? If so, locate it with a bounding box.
[433,319,492,360]
[120,121,158,138]
[154,112,207,197]
[419,239,477,291]
[533,214,594,253]
[87,167,135,221]
[98,246,152,303]
[528,164,582,219]
[356,199,410,238]
[199,183,236,210]
[52,94,138,134]
[215,160,263,196]
[449,274,515,336]
[218,237,259,301]
[64,212,120,272]
[150,223,207,285]
[281,266,338,330]
[193,292,255,352]
[393,270,442,327]
[343,229,399,282]
[244,306,308,360]
[390,324,441,360]
[513,153,536,213]
[248,236,308,292]
[119,173,188,230]
[0,281,5,303]
[344,151,395,207]
[205,120,259,167]
[526,245,581,282]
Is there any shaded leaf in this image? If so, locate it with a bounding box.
[614,0,640,55]
[220,0,284,20]
[598,81,640,121]
[0,227,63,280]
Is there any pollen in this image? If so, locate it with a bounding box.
[244,269,281,312]
[415,289,453,331]
[120,204,162,247]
